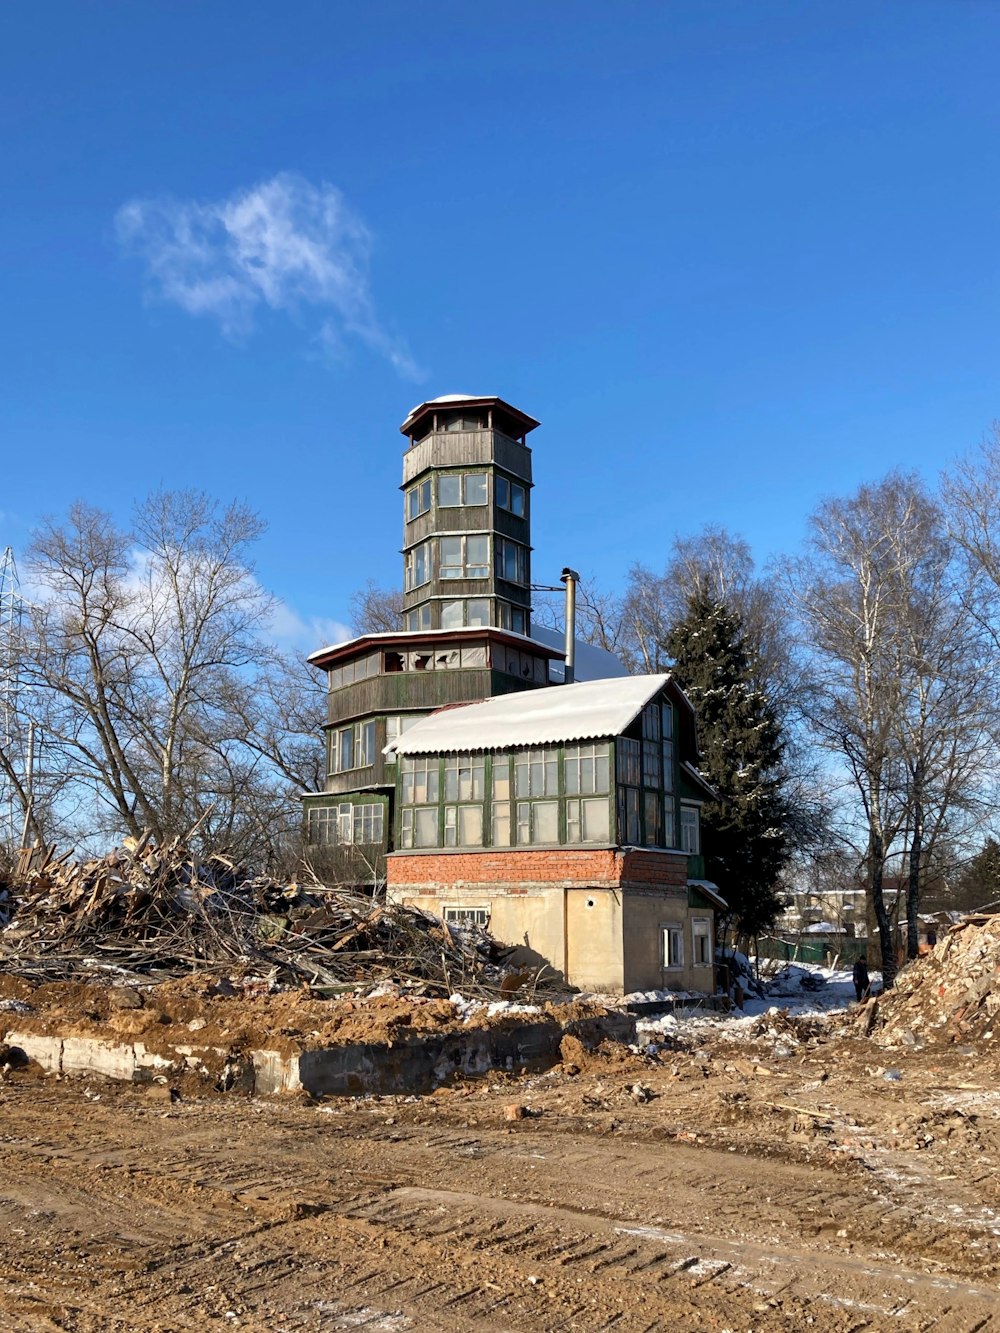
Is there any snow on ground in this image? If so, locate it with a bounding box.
[632,962,871,1043]
[443,960,874,1037]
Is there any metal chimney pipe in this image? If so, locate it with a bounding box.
[560,568,580,685]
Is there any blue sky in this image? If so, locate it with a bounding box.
[3,1,1000,647]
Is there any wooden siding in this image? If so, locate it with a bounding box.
[326,668,495,726]
[402,498,530,548]
[402,430,532,487]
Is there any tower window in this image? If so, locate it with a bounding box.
[441,598,490,629]
[440,534,489,579]
[405,479,431,522]
[439,473,488,507]
[405,542,431,590]
[495,476,526,517]
[496,538,528,585]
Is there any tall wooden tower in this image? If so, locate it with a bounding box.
[399,395,538,636]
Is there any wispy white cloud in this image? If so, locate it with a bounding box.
[116,173,422,379]
[267,599,352,654]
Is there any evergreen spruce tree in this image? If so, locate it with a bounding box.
[665,592,790,938]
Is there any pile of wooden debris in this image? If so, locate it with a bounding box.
[856,911,1000,1047]
[0,836,521,997]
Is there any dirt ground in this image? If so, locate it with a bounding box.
[2,999,1000,1333]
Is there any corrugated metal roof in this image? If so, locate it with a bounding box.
[387,675,670,757]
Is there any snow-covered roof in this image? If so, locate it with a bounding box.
[530,624,629,682]
[407,393,481,414]
[687,879,728,911]
[306,626,563,666]
[388,675,670,757]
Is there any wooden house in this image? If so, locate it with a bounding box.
[384,674,721,994]
[301,395,724,992]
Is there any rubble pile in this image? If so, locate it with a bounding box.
[858,912,1000,1047]
[0,836,521,997]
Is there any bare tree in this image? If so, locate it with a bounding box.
[790,473,993,982]
[348,580,403,634]
[21,491,318,857]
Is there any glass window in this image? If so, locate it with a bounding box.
[385,714,422,747]
[565,743,610,795]
[566,797,610,844]
[466,535,489,577]
[405,542,431,590]
[444,805,484,847]
[644,790,662,845]
[338,727,354,773]
[444,754,486,802]
[406,479,431,521]
[495,475,526,516]
[662,737,675,793]
[441,599,463,629]
[465,473,487,505]
[664,802,677,848]
[692,917,713,965]
[400,755,439,804]
[515,749,558,798]
[517,800,559,844]
[617,738,641,786]
[414,807,438,846]
[643,739,661,788]
[439,473,487,506]
[444,906,490,926]
[440,534,489,580]
[359,720,376,767]
[618,786,641,844]
[642,704,661,740]
[492,801,511,845]
[307,803,383,846]
[496,538,527,585]
[404,604,431,632]
[440,536,463,578]
[492,754,511,800]
[460,644,487,667]
[441,598,490,629]
[438,474,461,507]
[681,806,700,855]
[663,925,684,969]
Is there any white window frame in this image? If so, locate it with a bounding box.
[439,533,490,580]
[662,925,684,970]
[692,916,713,966]
[405,541,431,591]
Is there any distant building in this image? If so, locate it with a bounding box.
[301,395,722,993]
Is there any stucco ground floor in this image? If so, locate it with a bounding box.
[385,846,722,995]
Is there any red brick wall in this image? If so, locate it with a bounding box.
[386,846,688,892]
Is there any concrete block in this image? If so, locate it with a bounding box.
[62,1036,137,1079]
[6,1030,63,1073]
[252,1048,301,1095]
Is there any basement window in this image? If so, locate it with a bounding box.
[444,906,490,927]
